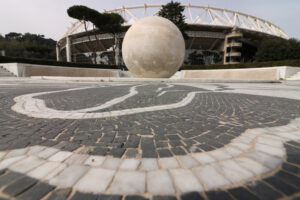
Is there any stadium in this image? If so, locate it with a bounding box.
[56,4,289,66]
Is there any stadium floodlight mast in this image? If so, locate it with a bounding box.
[63,4,288,40]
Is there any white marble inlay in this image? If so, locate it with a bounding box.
[49,165,89,187]
[193,165,230,189]
[3,85,300,196]
[110,171,146,194]
[11,85,208,119]
[170,169,203,192]
[0,119,298,195]
[147,170,175,194]
[74,168,115,193]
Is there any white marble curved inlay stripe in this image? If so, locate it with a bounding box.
[11,85,207,119]
[0,119,299,195]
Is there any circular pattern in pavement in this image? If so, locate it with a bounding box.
[2,84,300,159]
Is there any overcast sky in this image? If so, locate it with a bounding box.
[0,0,299,41]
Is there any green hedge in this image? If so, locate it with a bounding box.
[181,59,300,70]
[0,56,119,70]
[2,56,300,71]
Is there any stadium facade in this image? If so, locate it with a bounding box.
[56,4,289,66]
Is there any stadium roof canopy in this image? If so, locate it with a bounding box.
[63,4,289,40]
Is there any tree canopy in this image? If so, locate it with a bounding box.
[67,5,125,65]
[158,1,188,39]
[0,32,56,59]
[255,38,300,62]
[67,5,124,33]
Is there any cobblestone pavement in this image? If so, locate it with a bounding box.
[0,80,300,200]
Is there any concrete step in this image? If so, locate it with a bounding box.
[287,72,300,80]
[0,66,16,77]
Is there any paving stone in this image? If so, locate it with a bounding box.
[282,162,300,174]
[223,146,242,157]
[157,149,173,158]
[178,155,199,168]
[0,155,26,170]
[92,147,109,156]
[37,148,59,159]
[124,195,149,200]
[48,151,73,162]
[192,153,216,164]
[10,156,45,173]
[119,159,140,170]
[64,154,89,165]
[257,136,283,147]
[70,191,99,200]
[74,168,115,193]
[28,146,46,155]
[84,155,106,167]
[141,159,159,171]
[49,165,89,187]
[255,144,285,158]
[205,190,234,200]
[4,148,28,158]
[3,176,37,196]
[98,194,123,200]
[213,160,254,183]
[0,171,24,188]
[235,157,270,175]
[180,192,205,200]
[193,165,230,189]
[230,142,251,151]
[275,171,300,188]
[159,157,179,169]
[171,147,186,155]
[152,196,177,200]
[0,152,6,160]
[45,188,71,200]
[44,163,67,180]
[28,161,62,179]
[147,170,175,195]
[102,157,122,169]
[18,182,54,200]
[246,181,282,200]
[247,151,282,169]
[0,169,5,176]
[110,171,146,194]
[170,169,203,192]
[264,176,298,195]
[228,187,260,200]
[210,149,232,160]
[125,149,138,158]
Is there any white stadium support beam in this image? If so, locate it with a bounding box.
[56,44,61,62]
[66,37,72,63]
[61,4,289,45]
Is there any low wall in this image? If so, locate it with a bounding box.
[0,63,132,78]
[1,63,300,80]
[172,66,300,80]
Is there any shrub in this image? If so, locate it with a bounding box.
[255,38,300,62]
[181,59,300,70]
[0,56,120,70]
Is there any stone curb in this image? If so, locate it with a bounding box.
[29,76,281,83]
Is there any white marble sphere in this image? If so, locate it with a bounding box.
[122,16,185,78]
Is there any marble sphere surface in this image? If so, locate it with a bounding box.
[122,16,185,78]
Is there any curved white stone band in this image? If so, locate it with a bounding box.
[11,85,206,119]
[0,120,299,195]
